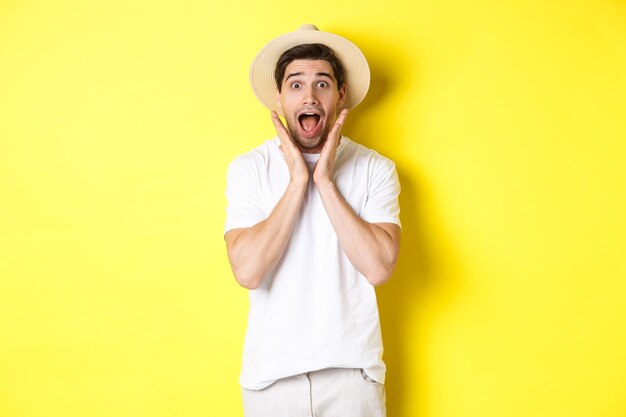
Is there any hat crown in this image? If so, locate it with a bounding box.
[299,24,319,31]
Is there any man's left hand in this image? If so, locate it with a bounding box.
[313,109,349,187]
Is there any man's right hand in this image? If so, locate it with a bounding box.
[225,113,310,290]
[271,111,309,185]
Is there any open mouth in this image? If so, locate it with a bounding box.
[298,112,321,133]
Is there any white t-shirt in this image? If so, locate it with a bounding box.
[224,136,401,390]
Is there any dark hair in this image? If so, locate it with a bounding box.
[274,43,346,92]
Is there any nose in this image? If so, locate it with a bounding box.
[302,86,319,105]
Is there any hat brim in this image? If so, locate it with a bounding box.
[249,27,370,116]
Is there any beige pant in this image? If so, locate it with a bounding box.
[242,368,386,417]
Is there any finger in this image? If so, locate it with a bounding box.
[335,108,348,130]
[323,109,348,153]
[332,109,348,134]
[271,111,293,150]
[271,111,287,135]
[328,109,348,144]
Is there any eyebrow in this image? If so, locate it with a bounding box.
[285,72,334,82]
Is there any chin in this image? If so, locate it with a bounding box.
[296,136,324,150]
[288,127,325,151]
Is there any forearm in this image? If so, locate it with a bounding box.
[316,180,400,286]
[226,178,307,289]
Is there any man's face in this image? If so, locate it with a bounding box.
[276,59,347,153]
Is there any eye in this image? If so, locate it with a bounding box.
[290,82,301,89]
[317,81,328,88]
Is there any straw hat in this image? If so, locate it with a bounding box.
[249,24,370,115]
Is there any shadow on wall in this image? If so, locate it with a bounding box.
[338,29,437,417]
[377,168,433,417]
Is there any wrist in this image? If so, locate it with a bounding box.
[314,177,336,193]
[289,174,309,190]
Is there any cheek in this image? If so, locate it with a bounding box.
[280,93,299,109]
[323,95,341,110]
[321,89,341,103]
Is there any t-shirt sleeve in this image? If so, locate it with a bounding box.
[224,156,267,235]
[360,157,402,228]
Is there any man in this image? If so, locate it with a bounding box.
[224,24,401,417]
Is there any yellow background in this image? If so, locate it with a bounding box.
[1,0,625,416]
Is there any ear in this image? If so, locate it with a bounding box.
[275,89,282,107]
[274,89,285,117]
[275,89,284,115]
[337,84,347,108]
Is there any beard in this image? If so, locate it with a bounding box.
[285,118,332,152]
